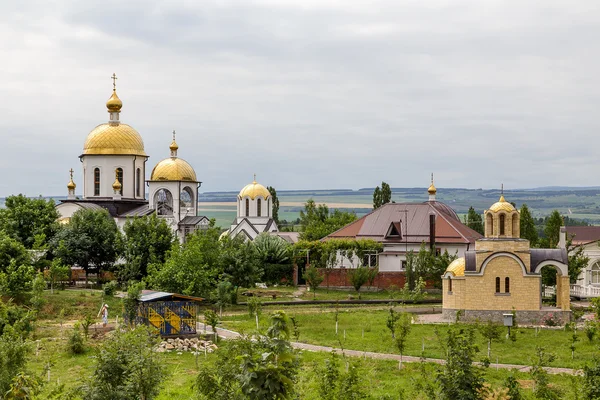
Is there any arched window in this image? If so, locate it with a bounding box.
[448,277,452,293]
[94,168,100,196]
[180,187,194,215]
[486,213,493,236]
[155,189,173,216]
[592,262,600,284]
[512,213,519,238]
[116,168,123,195]
[505,277,510,293]
[136,168,141,197]
[499,214,505,235]
[245,198,250,217]
[495,277,500,293]
[257,198,262,217]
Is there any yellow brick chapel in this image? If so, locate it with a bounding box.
[442,195,571,324]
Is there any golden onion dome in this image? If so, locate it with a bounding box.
[428,183,437,195]
[169,139,179,152]
[106,90,123,112]
[112,176,122,191]
[488,195,516,213]
[239,180,271,200]
[83,123,147,156]
[150,157,197,182]
[446,257,465,277]
[67,178,76,190]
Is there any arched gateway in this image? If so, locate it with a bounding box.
[442,194,570,324]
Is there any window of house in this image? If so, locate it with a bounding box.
[448,277,452,293]
[495,277,500,293]
[499,214,505,235]
[116,168,123,195]
[257,198,262,217]
[94,168,100,196]
[592,262,600,284]
[362,254,377,267]
[245,198,250,217]
[505,277,510,293]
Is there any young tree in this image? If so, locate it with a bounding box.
[267,186,280,225]
[302,266,323,300]
[520,204,538,246]
[147,227,222,298]
[51,209,120,282]
[404,250,416,291]
[0,329,30,396]
[120,214,175,282]
[83,326,165,400]
[541,210,563,248]
[204,309,220,342]
[46,259,70,294]
[30,273,46,314]
[530,346,560,399]
[395,312,412,368]
[438,327,486,400]
[386,307,399,339]
[123,281,144,326]
[503,373,523,400]
[478,321,503,358]
[214,280,234,318]
[373,186,382,209]
[0,194,59,249]
[466,207,484,235]
[381,182,392,205]
[583,355,600,399]
[348,266,371,299]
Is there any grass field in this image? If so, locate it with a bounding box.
[221,308,597,369]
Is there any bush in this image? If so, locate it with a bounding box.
[68,324,85,354]
[103,281,118,297]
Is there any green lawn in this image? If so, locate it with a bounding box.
[40,289,123,321]
[221,308,597,369]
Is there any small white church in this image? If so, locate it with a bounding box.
[56,76,209,242]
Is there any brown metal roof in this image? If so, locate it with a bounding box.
[326,202,482,245]
[565,226,600,245]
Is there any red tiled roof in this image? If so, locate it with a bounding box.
[325,202,482,244]
[565,226,600,245]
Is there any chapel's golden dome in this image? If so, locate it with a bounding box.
[446,257,465,277]
[169,139,179,152]
[82,123,147,156]
[106,90,123,112]
[67,178,76,190]
[150,157,197,182]
[428,183,437,195]
[239,180,271,200]
[489,195,516,213]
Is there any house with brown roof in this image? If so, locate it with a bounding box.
[559,226,600,297]
[323,181,482,280]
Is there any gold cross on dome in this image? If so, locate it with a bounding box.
[172,130,176,141]
[69,168,74,179]
[501,183,504,195]
[111,73,118,90]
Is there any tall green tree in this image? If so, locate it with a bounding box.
[253,233,292,284]
[299,200,357,241]
[519,204,538,246]
[465,207,484,235]
[348,266,371,299]
[0,231,34,298]
[147,227,222,298]
[541,210,563,248]
[221,236,262,290]
[50,209,120,280]
[267,186,280,225]
[0,194,59,249]
[120,214,175,282]
[373,186,382,209]
[381,182,392,205]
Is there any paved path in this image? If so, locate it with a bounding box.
[198,325,580,375]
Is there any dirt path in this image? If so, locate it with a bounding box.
[200,325,580,376]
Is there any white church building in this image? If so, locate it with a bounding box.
[56,76,208,241]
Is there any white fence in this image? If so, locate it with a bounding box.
[542,284,600,298]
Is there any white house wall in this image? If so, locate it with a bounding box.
[82,155,146,199]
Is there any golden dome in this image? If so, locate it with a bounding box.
[112,176,122,191]
[150,157,197,182]
[446,257,465,277]
[428,183,437,195]
[67,178,76,190]
[106,90,123,112]
[239,180,271,200]
[169,139,179,152]
[489,195,516,213]
[83,123,147,156]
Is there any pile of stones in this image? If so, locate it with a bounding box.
[156,337,218,353]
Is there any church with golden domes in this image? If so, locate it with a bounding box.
[56,75,209,242]
[442,194,571,324]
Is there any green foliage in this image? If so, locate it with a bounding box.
[541,210,563,248]
[503,372,523,400]
[103,281,118,297]
[466,206,484,235]
[585,321,597,342]
[247,296,263,317]
[316,352,365,400]
[5,371,43,399]
[348,266,371,299]
[267,310,291,340]
[82,326,165,400]
[395,312,412,367]
[567,237,590,284]
[520,204,538,246]
[214,280,234,317]
[0,230,31,270]
[204,309,219,337]
[583,355,600,399]
[530,346,559,400]
[81,314,94,339]
[438,326,486,400]
[267,186,280,225]
[405,250,415,290]
[299,199,357,241]
[221,235,262,288]
[147,227,222,297]
[592,298,600,321]
[0,328,30,397]
[0,231,35,299]
[46,259,70,293]
[254,233,291,284]
[478,321,503,358]
[0,300,33,338]
[0,194,59,249]
[51,209,120,278]
[68,324,85,355]
[303,266,323,299]
[120,214,175,282]
[30,272,46,313]
[123,281,144,326]
[373,186,382,209]
[373,182,392,210]
[386,307,399,339]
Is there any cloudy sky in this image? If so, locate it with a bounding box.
[2,0,599,197]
